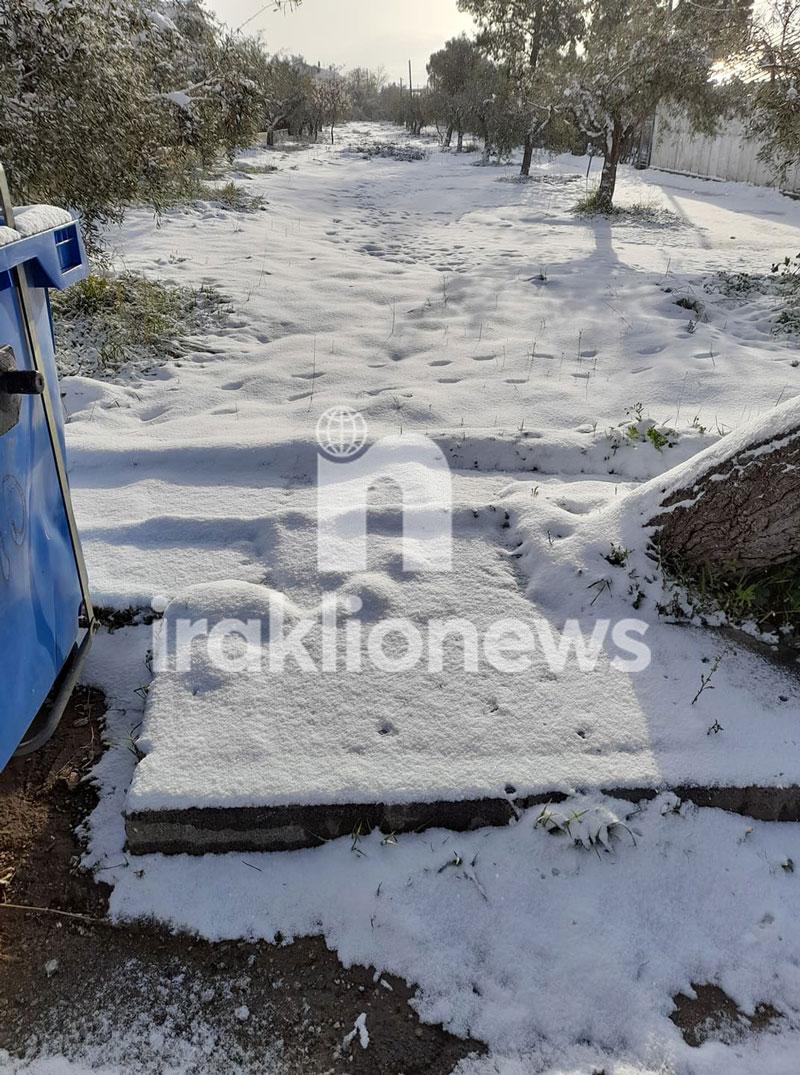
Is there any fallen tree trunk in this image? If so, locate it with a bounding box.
[648,398,800,576]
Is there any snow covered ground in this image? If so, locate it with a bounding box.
[38,123,800,1072]
[106,796,800,1075]
[66,123,800,603]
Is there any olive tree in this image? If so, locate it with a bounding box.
[458,0,583,174]
[565,0,747,212]
[0,0,301,248]
[427,35,484,149]
[312,72,352,144]
[262,57,314,144]
[745,0,800,177]
[0,0,169,246]
[346,67,387,120]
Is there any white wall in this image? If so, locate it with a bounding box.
[650,105,800,192]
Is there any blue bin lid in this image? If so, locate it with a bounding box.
[0,206,88,290]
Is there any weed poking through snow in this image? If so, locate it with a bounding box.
[534,797,638,853]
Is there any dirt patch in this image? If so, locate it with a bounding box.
[0,686,108,916]
[0,687,480,1073]
[670,983,782,1048]
[94,604,158,632]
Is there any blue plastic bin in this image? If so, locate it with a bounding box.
[0,215,92,768]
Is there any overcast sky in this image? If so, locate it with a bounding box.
[205,0,476,86]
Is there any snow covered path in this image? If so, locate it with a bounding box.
[66,123,800,606]
[61,124,800,1073]
[65,121,800,807]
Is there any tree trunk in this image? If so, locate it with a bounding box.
[595,150,618,213]
[520,0,543,179]
[456,129,464,153]
[648,400,800,577]
[444,125,453,148]
[593,119,625,212]
[520,134,533,176]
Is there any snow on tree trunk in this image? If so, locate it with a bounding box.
[648,401,800,577]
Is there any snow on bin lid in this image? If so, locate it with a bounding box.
[0,204,74,246]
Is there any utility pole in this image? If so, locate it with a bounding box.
[408,59,413,101]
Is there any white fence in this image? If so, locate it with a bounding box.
[649,105,800,192]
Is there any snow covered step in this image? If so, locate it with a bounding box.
[125,786,800,856]
[122,472,800,856]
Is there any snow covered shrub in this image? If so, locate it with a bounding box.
[712,259,800,336]
[233,162,279,175]
[51,272,230,378]
[346,142,429,161]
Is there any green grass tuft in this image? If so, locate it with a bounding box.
[661,554,800,645]
[232,161,279,175]
[201,181,266,212]
[52,271,231,378]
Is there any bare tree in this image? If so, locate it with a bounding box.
[313,72,351,144]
